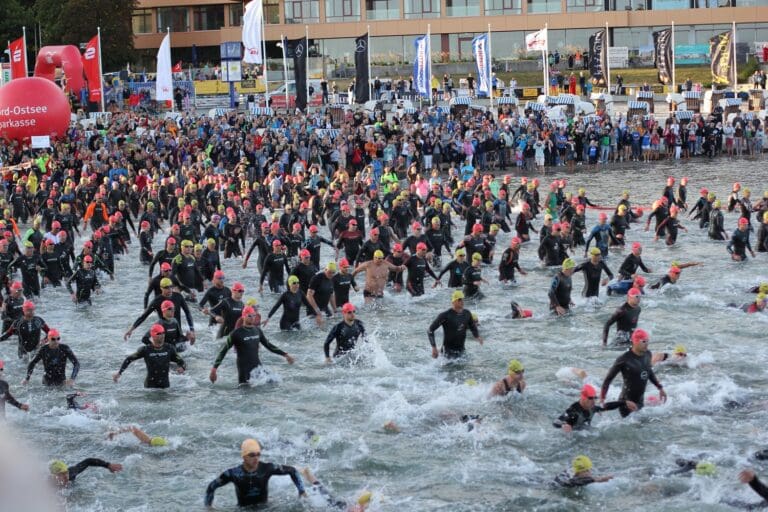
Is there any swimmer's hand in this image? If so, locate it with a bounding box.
[431,346,439,359]
[112,372,121,383]
[555,305,567,316]
[209,367,218,383]
[108,463,123,473]
[562,424,573,433]
[123,329,133,341]
[658,388,668,403]
[325,357,332,364]
[594,475,613,483]
[740,469,756,484]
[625,400,638,411]
[284,354,295,365]
[176,366,185,374]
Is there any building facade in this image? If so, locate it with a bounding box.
[133,0,768,67]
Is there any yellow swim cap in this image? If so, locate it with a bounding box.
[562,258,576,270]
[465,378,478,386]
[373,250,385,259]
[207,238,216,245]
[578,187,586,194]
[708,192,716,200]
[150,436,168,447]
[451,290,465,302]
[589,247,601,256]
[572,455,592,474]
[508,359,524,375]
[713,199,722,208]
[490,224,499,232]
[49,460,68,474]
[326,262,337,272]
[241,438,261,456]
[674,344,687,355]
[455,248,466,257]
[695,461,716,476]
[246,298,258,307]
[760,282,768,294]
[159,278,173,288]
[287,275,300,285]
[617,204,627,212]
[193,243,203,251]
[472,252,483,261]
[763,212,768,222]
[757,293,767,304]
[357,491,373,505]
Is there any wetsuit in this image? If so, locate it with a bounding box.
[10,253,45,297]
[212,325,288,384]
[386,253,407,288]
[727,228,753,260]
[656,216,683,245]
[538,234,568,266]
[303,235,334,269]
[573,260,614,298]
[2,296,24,338]
[610,214,629,245]
[267,290,312,330]
[427,308,480,358]
[0,379,24,418]
[118,342,186,388]
[0,315,50,359]
[553,399,631,430]
[336,230,364,264]
[211,296,245,338]
[554,472,598,488]
[602,302,641,346]
[140,317,185,351]
[66,268,100,304]
[290,262,317,293]
[40,250,64,287]
[600,349,662,417]
[131,292,195,335]
[462,265,484,299]
[405,255,438,296]
[148,248,178,277]
[172,253,203,291]
[139,231,153,264]
[143,273,190,308]
[64,458,114,483]
[438,259,469,288]
[307,272,334,316]
[204,462,305,507]
[617,253,650,280]
[332,272,357,306]
[650,275,674,290]
[324,319,366,358]
[26,343,80,386]
[498,248,522,283]
[549,271,573,312]
[260,252,290,293]
[584,224,617,257]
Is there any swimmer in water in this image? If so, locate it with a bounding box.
[66,391,97,412]
[728,293,768,314]
[107,425,168,447]
[427,290,483,359]
[300,467,372,511]
[553,384,637,432]
[324,303,366,363]
[652,344,688,366]
[490,359,526,397]
[48,458,123,488]
[549,258,576,316]
[600,329,666,417]
[0,359,29,417]
[733,469,768,509]
[554,455,613,487]
[204,438,307,507]
[509,301,533,319]
[602,287,642,346]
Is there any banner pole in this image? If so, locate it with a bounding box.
[367,25,372,101]
[305,25,309,110]
[168,27,174,113]
[97,27,105,112]
[281,34,289,109]
[543,24,548,97]
[22,26,27,77]
[605,22,611,94]
[428,24,432,106]
[261,7,269,108]
[671,21,676,94]
[732,21,738,89]
[488,23,493,111]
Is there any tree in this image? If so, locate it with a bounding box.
[0,0,35,52]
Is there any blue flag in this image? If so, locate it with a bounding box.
[413,35,431,97]
[472,34,491,97]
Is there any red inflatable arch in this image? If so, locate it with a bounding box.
[33,45,85,95]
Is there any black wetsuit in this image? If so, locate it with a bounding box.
[0,315,49,358]
[332,272,357,306]
[140,317,185,351]
[538,234,568,266]
[463,265,484,299]
[26,343,80,386]
[205,462,305,507]
[267,290,312,330]
[172,253,203,291]
[574,259,613,297]
[290,262,317,293]
[260,252,290,292]
[553,399,630,430]
[600,349,661,416]
[118,342,186,388]
[66,268,100,304]
[602,302,641,346]
[143,273,190,308]
[427,308,480,358]
[64,458,113,483]
[132,292,195,335]
[324,319,366,358]
[549,271,572,311]
[307,272,334,316]
[0,379,23,418]
[213,325,287,384]
[617,253,650,280]
[405,255,438,296]
[498,248,522,282]
[438,259,469,288]
[728,228,753,259]
[11,253,45,297]
[554,472,598,488]
[211,297,245,338]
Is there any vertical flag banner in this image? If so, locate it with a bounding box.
[156,33,173,101]
[472,33,491,97]
[354,34,370,103]
[653,29,673,85]
[710,31,733,86]
[82,35,102,102]
[525,28,548,52]
[242,0,263,64]
[285,37,308,110]
[9,37,26,79]
[413,35,431,97]
[589,29,608,86]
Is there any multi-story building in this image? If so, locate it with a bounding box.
[132,0,768,68]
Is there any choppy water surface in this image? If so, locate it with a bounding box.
[4,159,768,512]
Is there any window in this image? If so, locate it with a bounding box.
[132,9,153,34]
[285,0,320,24]
[157,7,189,32]
[527,0,561,13]
[193,5,224,31]
[366,0,400,20]
[568,0,604,12]
[446,0,481,16]
[229,3,244,26]
[405,0,441,18]
[326,0,361,22]
[265,0,280,24]
[485,0,523,14]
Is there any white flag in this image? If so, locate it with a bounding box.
[526,28,548,52]
[156,34,173,101]
[242,0,263,64]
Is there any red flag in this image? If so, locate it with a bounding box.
[8,37,26,80]
[172,61,182,73]
[81,35,102,103]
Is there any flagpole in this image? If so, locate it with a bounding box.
[168,27,174,113]
[261,7,269,109]
[305,25,309,110]
[543,23,549,97]
[97,27,105,112]
[428,24,432,106]
[488,23,493,112]
[605,23,612,92]
[671,21,676,94]
[22,26,27,77]
[281,34,289,109]
[367,25,372,101]
[732,21,738,89]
